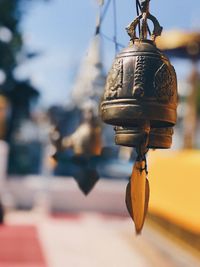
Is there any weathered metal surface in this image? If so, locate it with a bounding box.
[101,40,178,128]
[99,0,179,235]
[115,127,173,149]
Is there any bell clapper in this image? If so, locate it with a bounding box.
[128,120,150,234]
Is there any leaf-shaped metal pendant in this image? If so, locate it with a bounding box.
[129,160,149,234]
[125,181,134,220]
[141,178,150,229]
[125,176,150,232]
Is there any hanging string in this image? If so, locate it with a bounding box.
[99,0,112,25]
[136,0,151,37]
[99,0,124,52]
[100,0,153,49]
[112,0,118,54]
[101,33,125,48]
[136,0,141,36]
[95,0,111,36]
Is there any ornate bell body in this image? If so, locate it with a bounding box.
[100,0,179,235]
[101,39,178,128]
[115,126,173,149]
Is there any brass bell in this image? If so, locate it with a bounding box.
[100,0,178,234]
[115,126,173,149]
[101,14,178,128]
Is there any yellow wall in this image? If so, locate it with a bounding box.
[148,150,200,234]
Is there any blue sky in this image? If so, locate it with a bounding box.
[16,0,200,107]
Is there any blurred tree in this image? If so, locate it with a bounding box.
[0,0,48,141]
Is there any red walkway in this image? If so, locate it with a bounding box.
[0,225,47,267]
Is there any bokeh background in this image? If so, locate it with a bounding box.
[0,0,199,266]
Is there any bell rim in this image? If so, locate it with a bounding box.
[115,127,174,136]
[115,131,172,149]
[101,99,177,128]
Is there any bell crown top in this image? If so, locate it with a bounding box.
[126,0,163,43]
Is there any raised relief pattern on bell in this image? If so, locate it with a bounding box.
[101,4,178,129]
[104,58,123,100]
[101,40,178,128]
[154,63,177,103]
[100,0,178,235]
[133,56,146,98]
